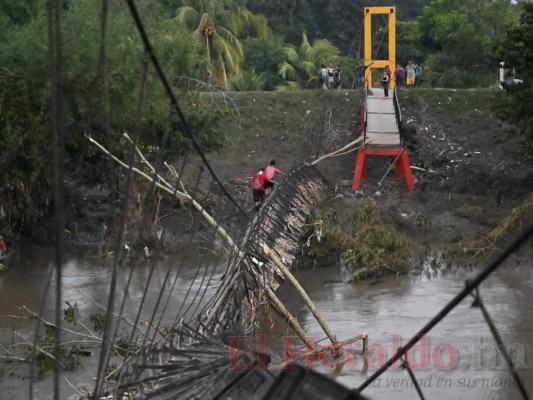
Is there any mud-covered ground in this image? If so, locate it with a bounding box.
[206,88,533,256]
[67,88,533,260]
[364,88,532,249]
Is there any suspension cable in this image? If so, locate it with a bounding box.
[471,288,530,399]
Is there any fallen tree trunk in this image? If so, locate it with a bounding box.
[85,133,239,252]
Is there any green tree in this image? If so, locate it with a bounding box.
[306,0,362,55]
[174,0,268,88]
[277,33,340,90]
[0,2,54,232]
[492,2,533,136]
[246,0,311,46]
[246,0,432,55]
[241,35,286,90]
[228,68,266,91]
[419,0,517,87]
[0,0,45,27]
[396,21,424,67]
[0,0,223,236]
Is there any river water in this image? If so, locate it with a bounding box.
[0,244,532,399]
[0,242,226,399]
[263,259,533,400]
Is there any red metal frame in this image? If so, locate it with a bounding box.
[352,147,415,192]
[358,103,366,136]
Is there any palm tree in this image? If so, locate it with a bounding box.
[228,68,266,91]
[175,0,267,88]
[277,33,340,90]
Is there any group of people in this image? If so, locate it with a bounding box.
[250,160,284,212]
[352,61,423,93]
[395,61,423,87]
[326,60,423,92]
[378,62,423,97]
[319,62,342,90]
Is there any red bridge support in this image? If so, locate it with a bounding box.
[358,103,366,136]
[352,148,415,192]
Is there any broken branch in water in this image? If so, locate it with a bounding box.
[264,285,316,351]
[262,242,339,346]
[13,330,62,365]
[270,332,369,370]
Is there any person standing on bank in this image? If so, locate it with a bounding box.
[353,63,365,88]
[264,159,284,197]
[384,65,391,82]
[395,64,405,86]
[327,62,335,89]
[406,60,416,87]
[415,63,423,87]
[381,71,390,98]
[334,65,342,89]
[319,64,328,90]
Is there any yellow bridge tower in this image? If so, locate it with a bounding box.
[364,6,396,88]
[353,5,415,192]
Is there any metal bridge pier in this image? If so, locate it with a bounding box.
[352,88,415,192]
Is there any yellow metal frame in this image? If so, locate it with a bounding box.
[364,6,396,88]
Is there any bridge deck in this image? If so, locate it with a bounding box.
[365,94,400,147]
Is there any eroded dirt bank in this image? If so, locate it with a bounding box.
[207,89,533,264]
[58,89,533,267]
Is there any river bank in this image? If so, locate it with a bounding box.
[4,89,531,270]
[205,89,533,274]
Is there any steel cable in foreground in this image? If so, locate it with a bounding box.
[355,220,533,400]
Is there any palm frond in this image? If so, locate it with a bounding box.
[300,33,311,54]
[228,68,266,91]
[285,47,299,64]
[238,9,270,37]
[277,61,296,80]
[212,55,228,87]
[301,60,318,79]
[174,6,199,30]
[216,26,243,58]
[305,75,319,88]
[211,32,241,74]
[310,39,339,62]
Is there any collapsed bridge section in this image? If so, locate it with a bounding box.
[116,164,370,399]
[196,163,330,334]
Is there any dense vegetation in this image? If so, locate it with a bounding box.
[492,2,533,136]
[301,200,413,281]
[0,0,531,239]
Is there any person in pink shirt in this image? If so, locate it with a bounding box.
[264,159,284,196]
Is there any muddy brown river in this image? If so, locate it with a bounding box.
[1,244,532,399]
